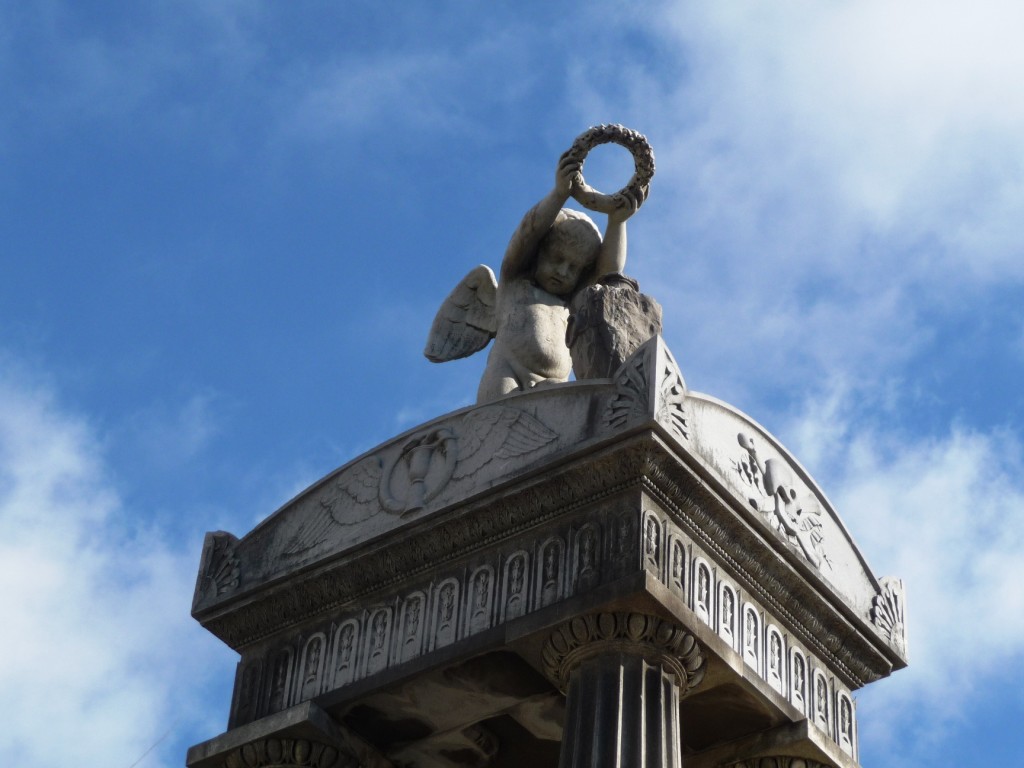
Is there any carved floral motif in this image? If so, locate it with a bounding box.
[655,346,688,439]
[604,338,687,441]
[606,352,649,429]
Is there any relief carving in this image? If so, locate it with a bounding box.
[399,593,425,662]
[605,352,649,429]
[643,513,661,570]
[502,551,530,620]
[654,346,688,440]
[767,627,785,692]
[284,406,558,556]
[813,671,831,734]
[573,524,601,591]
[694,560,713,624]
[838,693,855,753]
[200,531,241,599]
[743,606,760,670]
[718,584,736,648]
[221,737,352,768]
[791,651,807,713]
[669,537,686,596]
[432,579,460,649]
[451,406,559,483]
[872,576,907,656]
[333,620,359,687]
[467,566,495,634]
[266,648,293,715]
[232,660,261,726]
[537,538,565,608]
[604,337,688,439]
[733,433,829,569]
[542,612,706,693]
[364,609,392,676]
[298,633,326,701]
[282,457,382,558]
[380,428,458,515]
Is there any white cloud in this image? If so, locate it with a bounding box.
[0,365,232,767]
[574,1,1024,405]
[779,385,1024,760]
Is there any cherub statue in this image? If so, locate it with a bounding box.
[425,149,642,403]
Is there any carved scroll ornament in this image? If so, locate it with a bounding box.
[542,612,705,693]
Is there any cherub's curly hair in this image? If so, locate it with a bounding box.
[538,208,602,264]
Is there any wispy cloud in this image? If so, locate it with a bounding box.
[778,384,1024,763]
[565,1,1024,406]
[0,363,232,767]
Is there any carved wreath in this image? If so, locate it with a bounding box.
[566,124,656,213]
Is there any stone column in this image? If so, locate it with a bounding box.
[542,613,705,768]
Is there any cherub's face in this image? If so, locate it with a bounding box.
[534,242,590,297]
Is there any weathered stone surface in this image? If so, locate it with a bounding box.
[190,336,904,768]
[567,274,663,379]
[425,125,655,404]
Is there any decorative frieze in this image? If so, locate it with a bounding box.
[233,508,630,724]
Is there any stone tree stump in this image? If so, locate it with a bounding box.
[567,274,663,380]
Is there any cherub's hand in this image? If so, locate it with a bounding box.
[607,186,645,225]
[554,151,583,198]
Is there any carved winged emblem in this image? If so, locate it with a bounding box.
[280,456,382,558]
[453,406,559,481]
[424,265,498,363]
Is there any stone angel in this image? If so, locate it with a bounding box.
[425,150,642,404]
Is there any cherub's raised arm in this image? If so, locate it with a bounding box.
[590,188,642,281]
[500,152,580,282]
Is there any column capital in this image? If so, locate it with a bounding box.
[221,737,354,768]
[541,612,706,693]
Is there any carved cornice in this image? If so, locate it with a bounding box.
[197,426,894,699]
[221,738,352,768]
[639,456,888,689]
[199,441,655,649]
[542,612,706,693]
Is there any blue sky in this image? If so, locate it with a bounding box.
[2,2,1023,765]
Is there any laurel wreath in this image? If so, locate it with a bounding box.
[565,124,655,213]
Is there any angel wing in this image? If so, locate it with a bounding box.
[424,265,498,362]
[453,406,559,481]
[279,456,382,558]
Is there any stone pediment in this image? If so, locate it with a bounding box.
[192,336,689,618]
[684,395,879,618]
[192,336,906,669]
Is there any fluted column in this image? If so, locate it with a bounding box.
[542,613,705,768]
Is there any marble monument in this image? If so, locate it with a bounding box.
[187,126,907,768]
